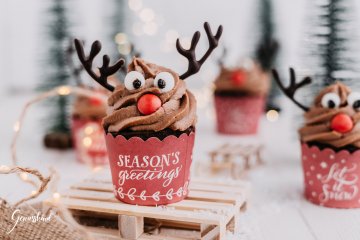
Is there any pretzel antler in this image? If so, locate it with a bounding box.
[74,39,125,92]
[176,22,223,80]
[272,68,312,111]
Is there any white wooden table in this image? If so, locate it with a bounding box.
[1,93,360,240]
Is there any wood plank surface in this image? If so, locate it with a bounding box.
[57,197,224,225]
[63,188,236,213]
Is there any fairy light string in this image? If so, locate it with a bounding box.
[2,85,107,206]
[0,166,51,207]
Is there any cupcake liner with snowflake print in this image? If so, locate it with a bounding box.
[214,95,264,134]
[301,143,360,208]
[105,132,195,206]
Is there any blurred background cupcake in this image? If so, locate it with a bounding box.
[71,92,108,165]
[214,60,270,134]
[213,0,279,135]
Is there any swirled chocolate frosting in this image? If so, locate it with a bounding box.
[214,63,270,96]
[103,58,197,133]
[299,82,360,148]
[72,95,107,120]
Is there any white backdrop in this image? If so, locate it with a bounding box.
[1,0,360,109]
[2,3,360,239]
[0,0,332,93]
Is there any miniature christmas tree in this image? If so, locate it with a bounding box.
[311,0,356,88]
[39,0,72,149]
[254,0,280,111]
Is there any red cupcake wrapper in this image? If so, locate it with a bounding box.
[71,117,108,166]
[214,95,265,134]
[105,132,195,206]
[301,143,360,208]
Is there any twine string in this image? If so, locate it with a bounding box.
[5,85,107,205]
[0,166,51,207]
[0,85,106,240]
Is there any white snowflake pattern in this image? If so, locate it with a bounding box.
[115,181,189,201]
[320,162,327,169]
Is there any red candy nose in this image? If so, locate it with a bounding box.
[330,113,354,133]
[89,97,103,106]
[137,94,162,115]
[231,70,246,86]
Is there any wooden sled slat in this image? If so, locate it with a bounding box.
[63,188,236,213]
[45,176,249,240]
[57,197,223,225]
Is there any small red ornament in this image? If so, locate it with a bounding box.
[137,94,162,115]
[330,113,354,133]
[89,97,103,106]
[231,70,246,86]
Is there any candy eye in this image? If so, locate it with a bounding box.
[124,71,145,90]
[347,92,360,111]
[154,72,175,93]
[321,92,341,108]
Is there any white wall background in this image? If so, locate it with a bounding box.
[0,0,360,94]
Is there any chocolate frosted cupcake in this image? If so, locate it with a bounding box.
[74,22,222,205]
[72,95,106,121]
[214,62,270,134]
[104,58,196,137]
[274,68,360,208]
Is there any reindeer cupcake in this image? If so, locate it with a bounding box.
[74,22,223,205]
[212,45,274,135]
[273,68,360,208]
[214,60,270,134]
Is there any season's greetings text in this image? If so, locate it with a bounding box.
[117,151,182,187]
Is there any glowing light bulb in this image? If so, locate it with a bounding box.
[53,192,61,199]
[115,33,128,45]
[58,86,71,96]
[84,126,94,135]
[266,110,279,122]
[83,137,92,147]
[92,166,103,172]
[31,190,37,196]
[128,0,142,12]
[139,8,155,22]
[20,172,28,180]
[13,121,20,132]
